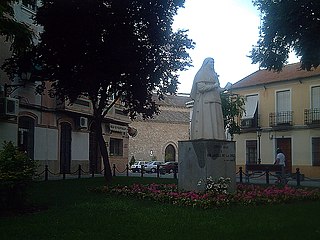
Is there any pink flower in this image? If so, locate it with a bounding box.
[98,182,320,209]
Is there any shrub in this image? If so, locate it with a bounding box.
[0,141,38,210]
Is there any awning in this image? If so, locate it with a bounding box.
[242,95,258,119]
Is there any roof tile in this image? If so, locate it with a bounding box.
[232,62,320,89]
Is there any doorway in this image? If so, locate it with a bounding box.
[89,122,101,173]
[165,144,176,162]
[276,138,292,173]
[60,122,72,174]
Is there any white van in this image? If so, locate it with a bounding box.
[131,161,149,173]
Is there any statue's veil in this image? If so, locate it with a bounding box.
[190,57,217,99]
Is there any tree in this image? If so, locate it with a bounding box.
[221,91,245,139]
[250,0,320,71]
[0,0,33,54]
[21,0,194,183]
[1,0,36,85]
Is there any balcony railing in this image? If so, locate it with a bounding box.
[269,111,293,127]
[241,115,260,130]
[305,108,320,125]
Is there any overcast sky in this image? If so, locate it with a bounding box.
[173,0,263,93]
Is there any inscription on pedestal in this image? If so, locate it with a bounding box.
[178,139,236,193]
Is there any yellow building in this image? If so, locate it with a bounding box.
[232,63,320,177]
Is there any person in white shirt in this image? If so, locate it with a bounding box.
[274,148,286,183]
[275,148,285,166]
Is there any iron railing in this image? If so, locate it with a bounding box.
[241,116,260,129]
[304,108,320,125]
[269,111,293,127]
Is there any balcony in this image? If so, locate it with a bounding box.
[56,97,93,115]
[240,114,260,131]
[104,103,131,124]
[269,111,293,128]
[305,108,320,125]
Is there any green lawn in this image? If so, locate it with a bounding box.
[1,177,320,240]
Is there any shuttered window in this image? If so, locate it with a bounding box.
[18,116,35,160]
[276,90,291,112]
[312,137,320,166]
[276,90,291,124]
[311,86,320,109]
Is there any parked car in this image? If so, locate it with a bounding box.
[159,161,178,174]
[131,161,149,173]
[144,161,164,173]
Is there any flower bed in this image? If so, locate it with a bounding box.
[96,183,320,209]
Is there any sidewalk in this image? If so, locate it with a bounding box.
[237,175,320,187]
[36,171,320,188]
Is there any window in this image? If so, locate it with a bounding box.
[18,116,35,160]
[276,90,292,124]
[276,90,291,112]
[312,137,320,166]
[242,95,258,119]
[309,86,320,123]
[241,94,258,128]
[246,140,257,164]
[311,86,320,109]
[110,138,123,156]
[22,0,37,11]
[74,99,90,107]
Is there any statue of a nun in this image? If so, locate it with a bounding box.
[190,57,226,140]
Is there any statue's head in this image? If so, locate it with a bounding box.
[203,57,214,64]
[202,57,214,71]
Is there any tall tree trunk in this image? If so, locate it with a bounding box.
[94,116,112,184]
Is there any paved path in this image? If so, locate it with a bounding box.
[237,175,320,187]
[38,171,320,188]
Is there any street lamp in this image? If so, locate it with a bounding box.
[3,71,31,97]
[257,127,262,164]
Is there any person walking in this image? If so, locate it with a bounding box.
[274,148,286,184]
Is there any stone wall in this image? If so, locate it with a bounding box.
[129,120,189,162]
[128,94,191,163]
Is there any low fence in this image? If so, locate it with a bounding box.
[237,167,320,186]
[36,164,178,181]
[36,164,320,187]
[36,164,105,181]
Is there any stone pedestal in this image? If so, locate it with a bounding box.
[178,139,236,193]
